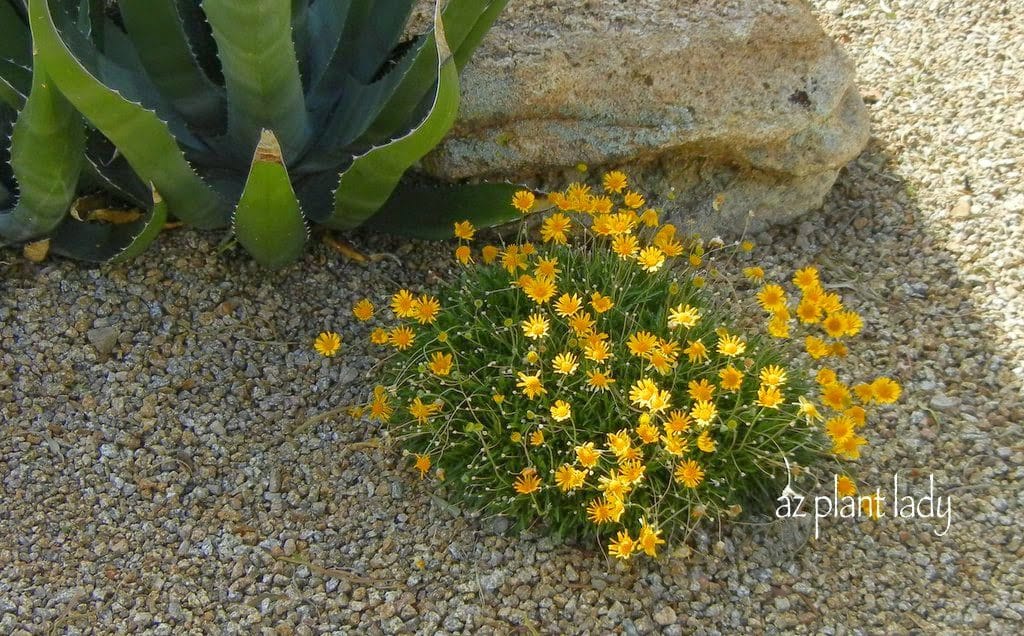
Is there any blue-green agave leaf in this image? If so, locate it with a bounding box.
[203,0,310,162]
[0,61,30,109]
[28,0,227,228]
[361,0,507,142]
[175,0,224,86]
[82,129,151,208]
[118,0,226,129]
[0,0,31,67]
[232,129,307,268]
[366,181,523,240]
[325,0,459,230]
[49,184,169,262]
[0,66,84,242]
[302,0,349,93]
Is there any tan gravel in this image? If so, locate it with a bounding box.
[1,0,1022,633]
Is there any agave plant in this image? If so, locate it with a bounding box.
[0,0,518,266]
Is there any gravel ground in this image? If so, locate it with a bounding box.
[2,1,1022,633]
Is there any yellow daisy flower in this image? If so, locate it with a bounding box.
[690,400,717,426]
[369,327,389,345]
[608,530,635,560]
[586,368,616,391]
[627,331,659,358]
[549,400,572,421]
[668,304,701,329]
[793,266,819,290]
[758,364,788,387]
[638,519,665,557]
[757,284,787,313]
[515,372,546,399]
[674,460,705,488]
[611,234,639,258]
[554,293,583,318]
[513,468,541,495]
[636,246,666,272]
[352,299,374,321]
[575,442,601,468]
[602,170,628,193]
[552,352,579,375]
[870,377,901,404]
[589,290,610,313]
[755,384,784,409]
[623,191,645,209]
[453,220,475,240]
[512,190,536,213]
[697,430,717,453]
[313,331,341,357]
[719,365,744,391]
[408,397,442,424]
[413,454,431,479]
[389,326,415,350]
[481,245,499,264]
[716,333,746,357]
[411,295,441,324]
[687,379,716,402]
[743,266,765,283]
[427,351,453,376]
[521,313,550,339]
[541,213,572,244]
[391,289,416,318]
[534,256,561,278]
[836,475,857,498]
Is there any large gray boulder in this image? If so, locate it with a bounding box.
[419,0,869,237]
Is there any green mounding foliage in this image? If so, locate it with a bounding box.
[0,0,518,267]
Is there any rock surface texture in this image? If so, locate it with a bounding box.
[421,0,870,236]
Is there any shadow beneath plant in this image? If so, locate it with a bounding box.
[617,135,1024,630]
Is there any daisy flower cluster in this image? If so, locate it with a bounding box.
[336,172,900,559]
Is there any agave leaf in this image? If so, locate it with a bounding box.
[304,0,350,92]
[290,0,311,87]
[304,0,364,113]
[118,0,225,129]
[365,181,523,239]
[47,2,208,154]
[0,103,15,208]
[349,0,414,83]
[49,185,168,262]
[175,0,224,85]
[0,68,27,110]
[232,129,307,268]
[325,0,460,231]
[361,0,507,142]
[0,0,31,67]
[75,0,104,43]
[82,129,151,208]
[28,0,227,228]
[203,0,310,162]
[0,66,84,242]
